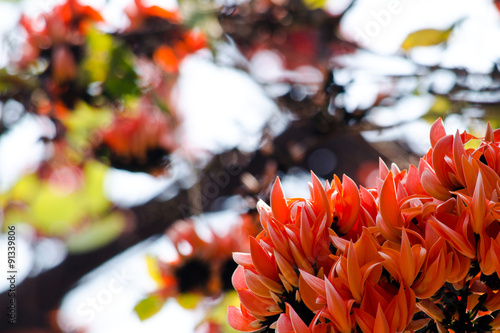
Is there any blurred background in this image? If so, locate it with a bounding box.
[0,0,500,332]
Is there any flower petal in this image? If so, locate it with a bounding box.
[227,306,260,332]
[430,117,446,148]
[249,237,279,281]
[271,177,289,223]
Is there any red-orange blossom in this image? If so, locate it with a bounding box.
[229,119,500,332]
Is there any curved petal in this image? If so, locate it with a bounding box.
[299,269,326,298]
[287,303,310,333]
[245,268,283,297]
[249,237,279,281]
[421,169,450,201]
[338,175,360,234]
[227,306,260,332]
[453,130,467,186]
[237,289,280,317]
[310,172,332,227]
[276,313,294,333]
[232,265,248,290]
[430,117,447,148]
[325,278,353,332]
[379,172,400,231]
[427,219,475,258]
[233,252,253,268]
[271,177,289,223]
[374,305,390,333]
[346,241,363,303]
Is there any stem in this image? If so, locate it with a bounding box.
[451,282,473,333]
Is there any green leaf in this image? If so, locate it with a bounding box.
[177,293,202,309]
[83,28,113,83]
[31,185,83,236]
[104,43,140,99]
[430,96,451,115]
[66,210,126,253]
[202,291,240,332]
[134,295,166,321]
[4,173,39,203]
[301,0,327,10]
[193,291,242,332]
[80,160,111,215]
[2,206,32,231]
[1,158,112,238]
[146,255,164,286]
[63,102,113,153]
[464,139,481,150]
[0,68,38,93]
[401,26,454,51]
[422,95,452,123]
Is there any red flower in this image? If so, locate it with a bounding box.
[142,213,259,319]
[125,0,181,31]
[18,0,102,67]
[99,98,177,173]
[123,0,206,74]
[153,30,206,74]
[230,119,500,332]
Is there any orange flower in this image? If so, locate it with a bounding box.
[123,0,205,74]
[453,173,496,235]
[125,0,181,31]
[258,174,338,274]
[427,211,475,260]
[378,228,426,289]
[229,119,500,332]
[275,303,330,333]
[416,298,446,322]
[230,173,363,331]
[18,0,102,67]
[321,278,356,333]
[420,119,500,204]
[329,230,383,303]
[229,261,286,332]
[421,119,471,198]
[376,170,430,242]
[353,283,415,333]
[478,231,500,277]
[99,98,177,173]
[146,215,257,307]
[228,303,264,332]
[411,237,447,299]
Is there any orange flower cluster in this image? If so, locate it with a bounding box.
[16,0,206,112]
[18,0,103,70]
[124,0,206,74]
[11,0,207,172]
[229,119,500,332]
[143,213,261,307]
[98,98,177,173]
[15,0,105,114]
